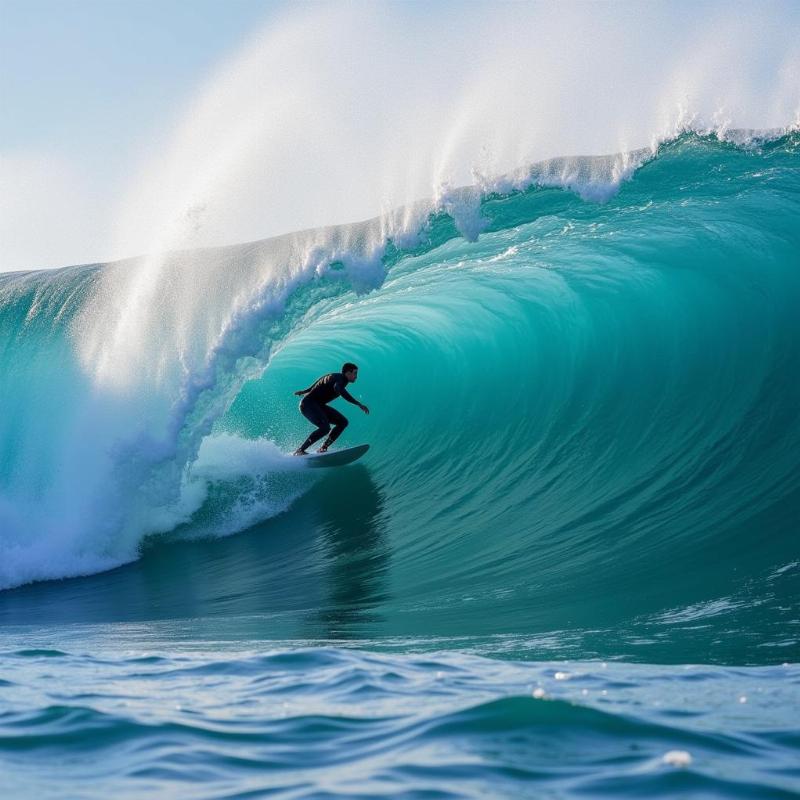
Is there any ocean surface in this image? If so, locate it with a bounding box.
[1,132,799,797]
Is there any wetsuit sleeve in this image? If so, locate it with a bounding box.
[296,379,317,395]
[339,386,361,406]
[332,375,361,406]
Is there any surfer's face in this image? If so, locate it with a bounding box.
[345,368,358,382]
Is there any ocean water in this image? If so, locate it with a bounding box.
[1,132,799,797]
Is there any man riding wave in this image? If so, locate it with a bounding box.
[293,362,369,455]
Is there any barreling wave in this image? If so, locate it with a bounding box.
[1,132,799,661]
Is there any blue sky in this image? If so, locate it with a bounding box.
[1,0,281,270]
[1,1,275,162]
[2,1,798,272]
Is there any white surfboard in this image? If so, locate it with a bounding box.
[302,443,370,468]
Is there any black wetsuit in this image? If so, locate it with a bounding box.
[296,373,359,451]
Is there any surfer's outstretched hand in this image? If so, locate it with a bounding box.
[360,404,370,415]
[294,390,305,396]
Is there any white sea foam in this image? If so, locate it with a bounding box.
[662,750,693,767]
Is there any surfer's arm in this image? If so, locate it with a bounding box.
[294,386,313,396]
[339,387,359,405]
[340,386,369,413]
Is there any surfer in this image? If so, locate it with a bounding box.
[293,362,369,455]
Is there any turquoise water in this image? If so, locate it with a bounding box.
[1,133,799,796]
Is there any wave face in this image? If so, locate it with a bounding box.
[1,133,799,663]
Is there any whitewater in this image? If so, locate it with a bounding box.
[2,2,800,797]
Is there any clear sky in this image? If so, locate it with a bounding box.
[1,1,278,154]
[1,0,281,270]
[2,1,799,272]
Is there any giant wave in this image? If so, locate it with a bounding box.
[1,132,799,663]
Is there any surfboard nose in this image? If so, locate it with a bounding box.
[305,444,370,468]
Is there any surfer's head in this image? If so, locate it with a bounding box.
[342,362,358,382]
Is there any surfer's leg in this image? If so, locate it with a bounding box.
[295,401,330,454]
[318,407,348,452]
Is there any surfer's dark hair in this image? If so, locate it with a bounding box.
[342,362,358,374]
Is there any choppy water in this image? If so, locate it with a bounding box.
[0,641,797,799]
[2,132,799,797]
